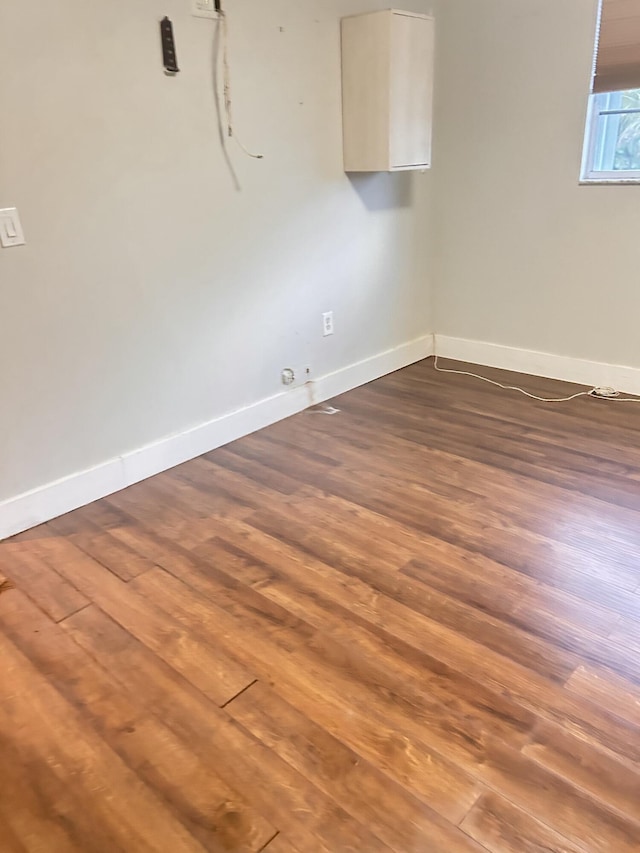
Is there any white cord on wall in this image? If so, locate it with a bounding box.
[433,355,640,404]
[219,10,263,160]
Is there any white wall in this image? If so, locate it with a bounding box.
[433,0,640,371]
[0,0,434,510]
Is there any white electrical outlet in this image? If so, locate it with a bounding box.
[322,312,334,337]
[191,0,218,19]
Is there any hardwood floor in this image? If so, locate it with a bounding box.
[1,357,640,852]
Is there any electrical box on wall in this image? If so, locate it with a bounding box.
[191,0,219,19]
[341,10,435,172]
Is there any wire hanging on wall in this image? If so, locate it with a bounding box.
[218,3,263,160]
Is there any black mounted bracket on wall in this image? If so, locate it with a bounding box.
[160,16,179,74]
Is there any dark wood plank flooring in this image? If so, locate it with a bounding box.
[2,357,640,852]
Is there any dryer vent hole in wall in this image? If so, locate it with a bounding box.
[281,367,312,387]
[281,368,295,386]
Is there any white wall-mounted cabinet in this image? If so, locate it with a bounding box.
[341,9,435,173]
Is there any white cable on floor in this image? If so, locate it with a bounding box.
[220,10,263,159]
[433,355,640,403]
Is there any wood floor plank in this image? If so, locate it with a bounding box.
[522,721,640,821]
[565,665,640,728]
[0,601,206,853]
[23,536,256,706]
[314,466,640,611]
[247,506,582,683]
[48,511,156,581]
[261,499,418,574]
[190,532,637,780]
[460,792,587,853]
[353,358,640,438]
[200,446,303,495]
[336,378,640,512]
[279,488,621,639]
[404,560,640,684]
[62,607,396,853]
[104,473,250,546]
[229,430,342,483]
[192,516,640,766]
[129,566,640,852]
[135,468,254,521]
[0,726,86,853]
[231,565,531,748]
[100,509,264,570]
[145,557,640,852]
[172,534,538,761]
[169,454,305,516]
[0,542,89,622]
[266,400,640,586]
[130,566,487,822]
[265,412,640,563]
[0,590,276,853]
[227,680,487,853]
[0,663,84,853]
[405,554,619,646]
[260,835,301,853]
[55,498,133,531]
[104,524,318,651]
[279,381,640,531]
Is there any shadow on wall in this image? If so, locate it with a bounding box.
[347,171,414,211]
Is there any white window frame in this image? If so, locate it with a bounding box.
[581,90,640,184]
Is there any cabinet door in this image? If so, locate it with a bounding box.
[342,12,393,172]
[389,13,434,170]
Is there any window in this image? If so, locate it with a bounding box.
[582,88,640,181]
[581,0,640,182]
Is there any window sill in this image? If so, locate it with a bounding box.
[580,178,640,185]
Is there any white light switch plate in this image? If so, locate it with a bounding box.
[0,208,26,248]
[191,0,218,19]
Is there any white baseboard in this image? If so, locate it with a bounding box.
[0,334,433,540]
[435,335,640,397]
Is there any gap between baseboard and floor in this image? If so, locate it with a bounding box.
[0,335,434,541]
[435,335,640,398]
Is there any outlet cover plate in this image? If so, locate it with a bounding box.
[322,312,334,337]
